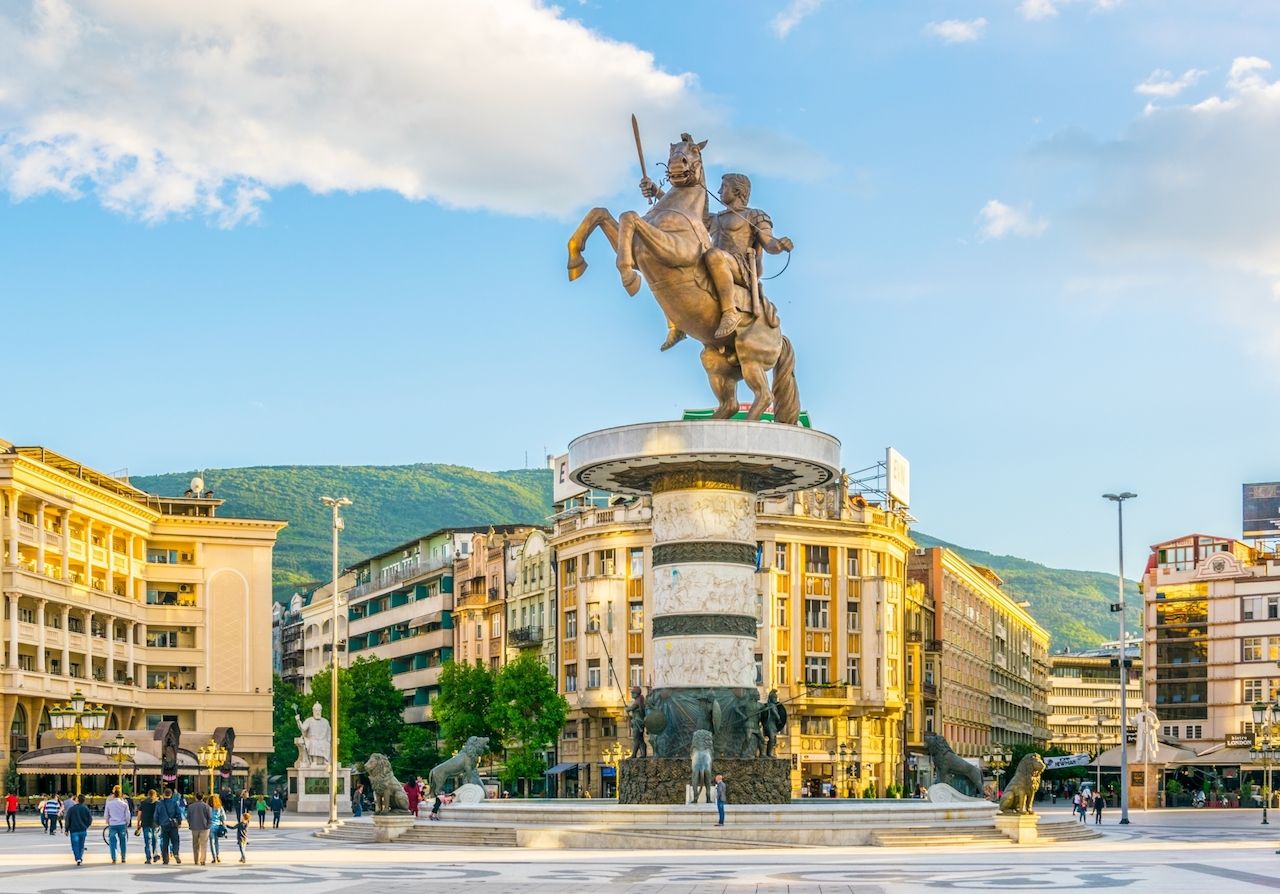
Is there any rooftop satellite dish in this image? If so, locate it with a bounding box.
[190,476,204,496]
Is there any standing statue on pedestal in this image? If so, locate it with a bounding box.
[760,689,787,758]
[567,123,802,423]
[627,687,649,759]
[294,703,331,769]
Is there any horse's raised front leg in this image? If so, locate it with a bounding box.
[615,209,643,296]
[567,207,619,282]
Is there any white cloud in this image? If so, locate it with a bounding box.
[1018,0,1120,21]
[771,0,824,38]
[0,0,750,224]
[924,18,988,44]
[1037,57,1280,327]
[978,200,1048,240]
[1135,68,1206,98]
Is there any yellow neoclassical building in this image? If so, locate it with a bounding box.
[1,438,285,788]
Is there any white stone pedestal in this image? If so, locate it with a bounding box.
[994,813,1039,844]
[372,814,416,842]
[453,783,486,803]
[287,765,353,815]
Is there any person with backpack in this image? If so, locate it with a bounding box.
[209,794,227,863]
[153,787,183,864]
[269,790,283,829]
[1092,791,1105,824]
[136,790,159,864]
[43,793,62,835]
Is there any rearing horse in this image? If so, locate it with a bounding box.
[567,135,800,423]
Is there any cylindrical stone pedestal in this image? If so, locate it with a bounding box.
[569,421,841,770]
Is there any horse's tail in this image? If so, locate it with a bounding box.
[772,336,800,425]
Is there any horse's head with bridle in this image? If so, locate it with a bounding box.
[666,133,706,188]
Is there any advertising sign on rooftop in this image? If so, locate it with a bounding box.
[886,447,910,509]
[1243,482,1280,538]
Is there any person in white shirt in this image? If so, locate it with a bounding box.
[103,786,133,863]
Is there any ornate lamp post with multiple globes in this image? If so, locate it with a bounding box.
[49,691,108,796]
[984,745,1012,794]
[1251,701,1280,825]
[102,733,138,795]
[197,739,229,796]
[599,741,629,798]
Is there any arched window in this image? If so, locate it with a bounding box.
[9,704,28,754]
[37,707,50,741]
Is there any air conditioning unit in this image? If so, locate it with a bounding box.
[180,553,193,562]
[179,584,191,592]
[180,626,192,634]
[179,666,190,673]
[914,548,927,556]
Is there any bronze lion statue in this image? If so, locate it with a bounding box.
[925,734,983,796]
[998,752,1046,815]
[429,735,489,795]
[365,752,411,815]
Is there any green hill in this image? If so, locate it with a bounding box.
[912,532,1140,652]
[130,464,1133,649]
[129,464,553,600]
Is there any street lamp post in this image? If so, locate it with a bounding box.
[1103,491,1137,825]
[599,741,629,798]
[320,495,351,825]
[1251,701,1280,825]
[983,745,1011,797]
[197,739,228,797]
[839,742,849,797]
[102,733,137,795]
[1094,710,1105,793]
[49,691,107,796]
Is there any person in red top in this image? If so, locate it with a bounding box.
[4,790,17,832]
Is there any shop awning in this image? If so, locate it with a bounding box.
[1091,741,1198,768]
[545,763,578,775]
[18,748,248,776]
[601,766,616,777]
[408,611,444,628]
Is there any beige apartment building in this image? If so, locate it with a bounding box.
[506,528,556,668]
[1,439,285,785]
[1047,646,1144,756]
[455,527,541,671]
[548,473,915,798]
[908,547,1051,766]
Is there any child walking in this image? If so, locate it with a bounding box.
[234,811,250,863]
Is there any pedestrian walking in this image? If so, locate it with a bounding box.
[186,792,213,865]
[1072,791,1083,822]
[1093,791,1105,824]
[255,794,267,829]
[714,773,727,826]
[43,793,62,835]
[233,811,250,863]
[352,783,364,818]
[209,794,227,863]
[137,790,159,864]
[4,790,17,831]
[64,794,93,866]
[104,785,132,863]
[153,787,183,864]
[404,781,420,817]
[270,790,283,829]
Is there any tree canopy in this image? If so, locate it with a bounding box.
[487,654,567,794]
[433,660,498,754]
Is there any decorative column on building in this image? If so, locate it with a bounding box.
[60,511,71,582]
[84,609,94,679]
[126,533,136,601]
[6,593,18,667]
[84,520,94,588]
[127,621,136,682]
[35,599,47,672]
[104,525,115,596]
[35,501,46,574]
[6,492,18,565]
[61,605,71,677]
[104,615,114,683]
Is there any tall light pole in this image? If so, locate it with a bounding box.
[102,733,137,795]
[1251,701,1280,825]
[1104,491,1136,825]
[197,739,228,797]
[49,691,107,796]
[320,495,351,825]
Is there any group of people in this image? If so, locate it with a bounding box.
[26,786,276,865]
[1073,789,1106,824]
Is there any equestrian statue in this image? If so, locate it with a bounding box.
[567,121,801,423]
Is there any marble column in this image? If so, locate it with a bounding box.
[6,492,18,566]
[127,621,136,681]
[104,525,115,596]
[126,533,136,601]
[35,501,46,574]
[6,593,18,668]
[84,519,94,588]
[60,512,70,582]
[104,615,114,683]
[85,609,94,678]
[61,605,71,677]
[35,599,46,672]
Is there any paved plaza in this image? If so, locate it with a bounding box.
[1,805,1279,893]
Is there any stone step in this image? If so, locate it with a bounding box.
[871,829,1011,847]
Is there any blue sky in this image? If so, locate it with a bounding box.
[2,1,1279,577]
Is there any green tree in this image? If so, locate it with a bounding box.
[434,660,498,753]
[5,753,19,796]
[487,654,567,796]
[309,657,405,764]
[269,674,303,779]
[392,725,441,781]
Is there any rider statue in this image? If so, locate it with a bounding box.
[641,171,794,349]
[626,686,648,758]
[760,688,787,758]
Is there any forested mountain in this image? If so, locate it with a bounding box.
[132,465,1134,649]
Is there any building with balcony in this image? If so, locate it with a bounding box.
[1047,645,1144,756]
[272,592,306,691]
[547,462,915,799]
[454,526,541,671]
[506,528,555,668]
[908,547,1051,767]
[1,438,285,783]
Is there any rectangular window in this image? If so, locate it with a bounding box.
[586,603,600,632]
[755,653,764,685]
[804,598,829,628]
[1272,639,1280,663]
[475,622,483,641]
[804,655,829,685]
[587,659,601,689]
[1245,637,1264,661]
[18,654,34,671]
[18,607,34,624]
[1271,596,1280,619]
[1244,596,1262,621]
[490,615,501,638]
[804,545,830,575]
[799,716,833,735]
[847,601,860,632]
[777,656,788,686]
[846,656,861,686]
[629,600,643,632]
[775,543,788,572]
[629,547,644,578]
[562,557,577,586]
[847,551,859,578]
[564,610,577,639]
[629,659,644,689]
[1246,679,1265,703]
[564,663,578,692]
[777,598,788,627]
[925,706,936,734]
[598,549,616,577]
[1187,724,1202,739]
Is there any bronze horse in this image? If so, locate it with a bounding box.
[567,135,800,423]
